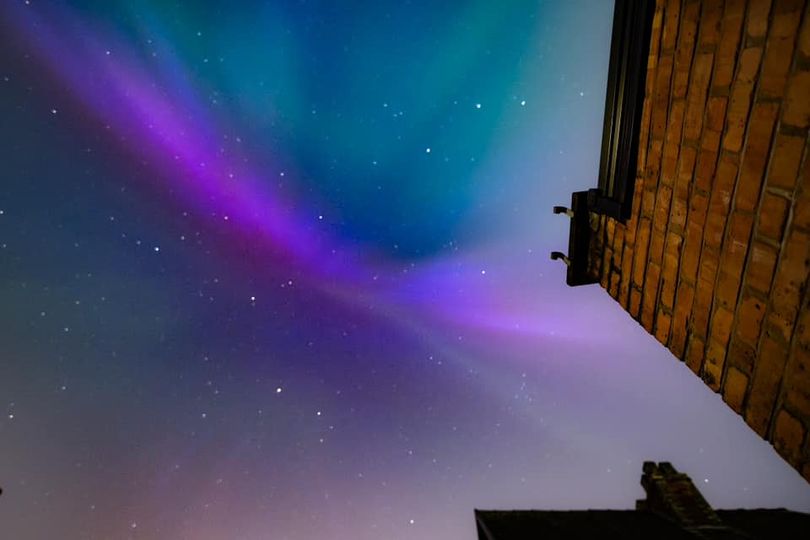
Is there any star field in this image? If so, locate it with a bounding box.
[1,1,809,539]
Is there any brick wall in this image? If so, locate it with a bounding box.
[591,0,810,480]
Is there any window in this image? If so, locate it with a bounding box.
[552,0,655,285]
[591,0,655,221]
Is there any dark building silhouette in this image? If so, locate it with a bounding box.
[475,462,810,539]
[554,0,810,480]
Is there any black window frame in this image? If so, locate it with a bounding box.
[591,0,656,221]
[551,0,656,286]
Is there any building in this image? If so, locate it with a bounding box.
[555,0,810,480]
[475,461,810,539]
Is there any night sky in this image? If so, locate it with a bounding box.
[1,1,809,539]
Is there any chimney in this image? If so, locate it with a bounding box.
[636,461,723,530]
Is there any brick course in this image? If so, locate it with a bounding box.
[591,0,810,482]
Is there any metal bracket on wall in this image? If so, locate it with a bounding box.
[551,191,599,287]
[550,251,571,266]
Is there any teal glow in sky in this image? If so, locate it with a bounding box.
[1,1,808,539]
